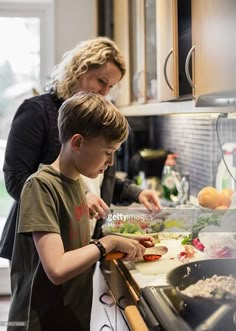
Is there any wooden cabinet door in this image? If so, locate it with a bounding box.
[157,0,192,101]
[191,0,236,99]
[113,0,131,107]
[156,0,176,101]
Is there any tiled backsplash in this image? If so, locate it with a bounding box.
[153,114,236,197]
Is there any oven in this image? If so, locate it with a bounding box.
[100,259,149,331]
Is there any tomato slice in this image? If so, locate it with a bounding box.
[143,254,162,262]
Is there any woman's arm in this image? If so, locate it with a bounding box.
[3,98,48,200]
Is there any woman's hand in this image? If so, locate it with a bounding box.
[135,235,155,248]
[138,189,161,212]
[86,192,110,220]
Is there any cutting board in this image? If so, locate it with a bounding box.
[135,239,205,275]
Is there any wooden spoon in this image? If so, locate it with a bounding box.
[105,245,168,261]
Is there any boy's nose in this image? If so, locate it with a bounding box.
[107,154,114,166]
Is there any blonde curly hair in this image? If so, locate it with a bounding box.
[46,37,126,100]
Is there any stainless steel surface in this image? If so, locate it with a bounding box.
[101,256,236,331]
[164,48,173,91]
[195,90,236,108]
[100,260,143,330]
[185,45,195,89]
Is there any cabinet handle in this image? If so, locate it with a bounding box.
[185,45,195,89]
[99,292,115,307]
[163,48,173,91]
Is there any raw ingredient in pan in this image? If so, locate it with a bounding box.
[182,274,236,299]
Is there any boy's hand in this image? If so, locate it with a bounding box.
[86,192,110,220]
[102,235,154,261]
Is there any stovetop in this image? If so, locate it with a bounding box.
[102,260,236,331]
[139,286,236,331]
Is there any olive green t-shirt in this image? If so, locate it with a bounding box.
[8,165,93,331]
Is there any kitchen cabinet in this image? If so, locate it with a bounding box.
[112,0,236,116]
[157,0,192,102]
[113,0,192,107]
[156,0,175,101]
[190,0,236,99]
[113,0,131,107]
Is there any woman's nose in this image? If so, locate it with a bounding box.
[99,85,110,96]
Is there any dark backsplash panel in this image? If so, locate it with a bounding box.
[153,114,236,197]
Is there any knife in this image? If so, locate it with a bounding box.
[105,245,168,260]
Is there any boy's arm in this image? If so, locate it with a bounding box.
[33,231,154,285]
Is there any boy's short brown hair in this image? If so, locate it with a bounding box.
[58,92,129,144]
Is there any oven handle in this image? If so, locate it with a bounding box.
[124,305,149,331]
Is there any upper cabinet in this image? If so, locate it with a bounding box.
[190,0,236,99]
[157,0,192,101]
[114,0,192,107]
[111,0,236,114]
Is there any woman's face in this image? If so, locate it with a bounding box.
[74,62,122,96]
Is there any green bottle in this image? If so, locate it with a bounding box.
[161,154,178,200]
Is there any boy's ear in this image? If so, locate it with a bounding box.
[71,134,83,149]
[75,138,81,147]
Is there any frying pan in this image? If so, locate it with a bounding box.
[167,259,236,331]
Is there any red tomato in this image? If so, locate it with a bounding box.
[143,255,162,262]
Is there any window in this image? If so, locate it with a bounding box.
[0,1,54,269]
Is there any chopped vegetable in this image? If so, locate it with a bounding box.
[181,213,221,250]
[106,218,164,235]
[143,254,162,262]
[192,238,205,251]
[184,244,195,258]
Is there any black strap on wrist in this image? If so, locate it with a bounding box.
[89,240,106,261]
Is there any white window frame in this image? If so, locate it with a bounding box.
[0,1,54,288]
[0,0,54,89]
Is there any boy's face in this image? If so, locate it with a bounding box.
[73,135,122,178]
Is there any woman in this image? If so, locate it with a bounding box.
[0,36,160,260]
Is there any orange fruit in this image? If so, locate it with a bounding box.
[219,188,234,208]
[215,205,228,210]
[198,186,221,209]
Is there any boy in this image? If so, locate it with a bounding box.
[7,92,154,331]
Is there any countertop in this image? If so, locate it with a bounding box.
[122,237,207,288]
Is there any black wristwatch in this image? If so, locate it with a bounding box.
[90,240,106,261]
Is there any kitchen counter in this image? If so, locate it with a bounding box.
[123,237,206,288]
[101,205,234,330]
[100,237,207,330]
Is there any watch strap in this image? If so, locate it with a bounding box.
[90,240,106,261]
